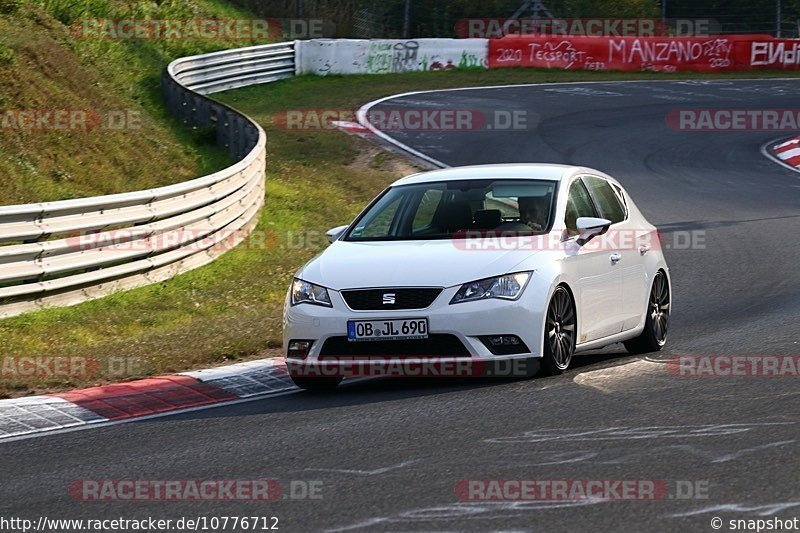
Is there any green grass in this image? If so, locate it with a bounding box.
[2,67,799,397]
[0,0,271,204]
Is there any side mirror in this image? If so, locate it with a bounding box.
[326,225,349,244]
[576,217,611,246]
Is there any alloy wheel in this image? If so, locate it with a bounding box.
[546,287,576,369]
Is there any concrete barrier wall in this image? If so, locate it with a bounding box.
[296,38,488,75]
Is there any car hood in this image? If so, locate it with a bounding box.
[298,240,540,289]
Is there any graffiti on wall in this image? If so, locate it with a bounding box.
[365,41,421,73]
[608,38,733,71]
[296,39,488,75]
[490,36,742,72]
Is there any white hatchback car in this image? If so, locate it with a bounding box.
[283,164,671,390]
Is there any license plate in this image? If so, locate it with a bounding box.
[347,318,428,342]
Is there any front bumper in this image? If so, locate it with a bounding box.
[282,275,550,362]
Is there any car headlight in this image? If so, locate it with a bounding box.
[291,278,332,307]
[450,272,532,304]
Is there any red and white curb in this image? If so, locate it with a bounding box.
[0,358,296,442]
[771,136,800,169]
[330,120,371,134]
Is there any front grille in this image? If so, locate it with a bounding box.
[319,334,470,358]
[340,288,443,310]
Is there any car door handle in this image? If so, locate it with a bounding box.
[610,253,622,264]
[639,245,650,256]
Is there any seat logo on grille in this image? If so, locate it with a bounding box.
[382,293,396,305]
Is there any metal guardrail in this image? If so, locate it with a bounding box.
[0,42,295,319]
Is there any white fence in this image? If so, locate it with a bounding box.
[0,42,296,318]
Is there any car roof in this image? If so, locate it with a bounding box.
[391,164,585,186]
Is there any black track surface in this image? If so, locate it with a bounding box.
[2,79,800,532]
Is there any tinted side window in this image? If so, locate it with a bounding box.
[565,179,598,237]
[584,176,625,224]
[412,189,444,231]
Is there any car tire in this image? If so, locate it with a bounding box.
[290,376,342,391]
[624,270,670,354]
[540,285,576,375]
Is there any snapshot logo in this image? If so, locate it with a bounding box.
[273,108,531,132]
[668,109,800,131]
[1,356,145,378]
[0,109,142,131]
[726,517,800,533]
[668,355,800,377]
[69,479,322,501]
[455,479,709,501]
[70,18,331,40]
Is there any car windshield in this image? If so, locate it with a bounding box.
[344,179,557,241]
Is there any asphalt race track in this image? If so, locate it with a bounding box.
[3,80,800,532]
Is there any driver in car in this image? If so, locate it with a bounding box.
[517,196,550,232]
